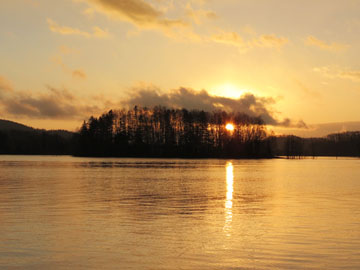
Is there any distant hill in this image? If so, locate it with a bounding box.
[273,121,360,138]
[0,119,75,155]
[0,119,35,132]
[0,119,74,139]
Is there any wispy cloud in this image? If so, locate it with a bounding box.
[78,0,187,30]
[58,45,80,55]
[74,1,289,47]
[73,0,209,41]
[305,35,348,52]
[211,31,248,51]
[185,3,217,25]
[0,75,14,93]
[294,79,321,99]
[72,69,87,79]
[253,34,289,48]
[124,86,306,128]
[52,48,87,80]
[211,30,289,52]
[314,66,360,81]
[47,18,110,38]
[338,70,360,81]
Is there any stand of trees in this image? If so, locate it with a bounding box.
[0,129,73,155]
[273,132,360,158]
[74,106,271,158]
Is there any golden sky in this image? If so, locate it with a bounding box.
[0,0,360,135]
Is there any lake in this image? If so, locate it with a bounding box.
[0,156,359,269]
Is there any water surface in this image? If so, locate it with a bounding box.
[0,156,359,269]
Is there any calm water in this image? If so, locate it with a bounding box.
[0,156,360,270]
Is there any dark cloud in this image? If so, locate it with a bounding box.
[86,0,187,29]
[124,86,307,128]
[0,85,101,119]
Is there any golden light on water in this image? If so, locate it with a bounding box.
[224,161,234,235]
[226,123,235,132]
[226,162,234,207]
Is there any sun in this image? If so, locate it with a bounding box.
[226,123,234,132]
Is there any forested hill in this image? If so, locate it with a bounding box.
[0,119,74,155]
[0,119,34,132]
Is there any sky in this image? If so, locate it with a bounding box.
[0,0,360,135]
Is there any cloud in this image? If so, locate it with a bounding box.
[314,66,360,82]
[59,45,80,55]
[123,86,306,128]
[0,78,306,128]
[305,36,348,52]
[0,76,104,120]
[0,84,104,120]
[211,30,288,52]
[313,66,334,78]
[47,18,110,38]
[338,70,360,81]
[294,79,321,99]
[72,69,87,79]
[185,3,217,25]
[78,0,187,30]
[253,34,289,48]
[0,75,14,92]
[52,54,87,80]
[211,31,248,51]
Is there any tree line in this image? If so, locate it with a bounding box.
[0,129,73,155]
[273,132,360,158]
[75,106,271,158]
[1,107,360,158]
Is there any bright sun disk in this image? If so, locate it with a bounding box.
[226,123,234,131]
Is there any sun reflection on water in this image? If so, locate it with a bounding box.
[224,161,234,235]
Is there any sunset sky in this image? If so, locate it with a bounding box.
[1,0,360,135]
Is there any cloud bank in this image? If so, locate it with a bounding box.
[0,75,306,128]
[124,86,307,128]
[0,81,102,120]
